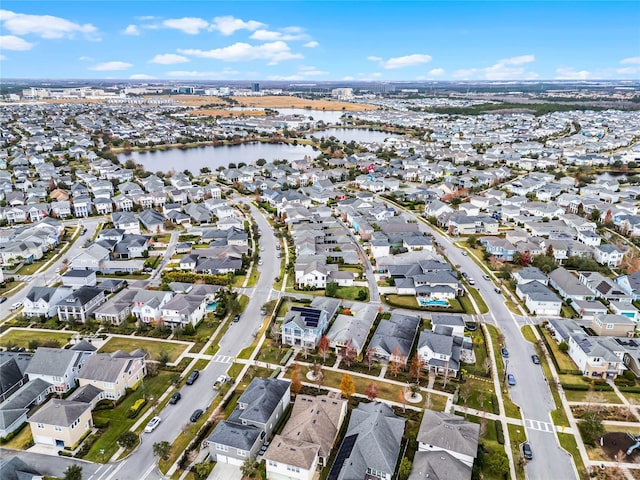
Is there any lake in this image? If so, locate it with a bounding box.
[120,142,318,172]
[309,128,404,144]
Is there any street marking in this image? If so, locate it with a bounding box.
[525,418,555,433]
[213,355,233,363]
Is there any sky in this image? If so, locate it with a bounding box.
[0,1,639,82]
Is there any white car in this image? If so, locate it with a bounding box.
[10,302,22,311]
[144,416,161,433]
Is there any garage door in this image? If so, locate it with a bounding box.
[227,456,244,466]
[216,454,228,464]
[34,435,55,446]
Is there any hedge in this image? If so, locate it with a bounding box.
[619,386,640,393]
[495,421,505,445]
[128,398,147,418]
[280,349,294,366]
[0,422,27,444]
[94,418,111,429]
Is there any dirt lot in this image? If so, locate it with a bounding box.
[230,95,376,111]
[189,109,265,117]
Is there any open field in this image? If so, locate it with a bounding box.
[231,96,376,111]
[98,336,188,362]
[190,109,266,117]
[0,329,74,349]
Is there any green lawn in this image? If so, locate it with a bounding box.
[508,423,528,480]
[384,294,419,309]
[0,423,32,449]
[334,286,369,302]
[541,329,580,371]
[457,376,497,413]
[99,337,188,362]
[466,287,489,314]
[564,389,622,404]
[85,371,174,462]
[0,329,73,349]
[538,353,570,427]
[521,325,537,344]
[558,433,589,480]
[465,414,507,480]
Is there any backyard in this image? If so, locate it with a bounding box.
[98,336,189,363]
[0,328,74,349]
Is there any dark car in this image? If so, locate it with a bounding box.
[501,347,509,358]
[523,442,533,460]
[186,369,200,385]
[190,409,204,423]
[169,392,181,404]
[494,287,502,294]
[531,354,541,364]
[0,296,7,304]
[508,374,516,386]
[233,314,240,323]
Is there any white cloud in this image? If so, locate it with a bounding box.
[90,61,133,71]
[150,53,189,65]
[163,17,208,35]
[129,74,155,79]
[0,54,6,61]
[453,55,537,80]
[428,68,445,77]
[555,67,590,80]
[165,69,240,78]
[303,41,319,48]
[369,54,432,69]
[0,35,34,51]
[209,16,264,36]
[78,56,93,61]
[342,76,355,81]
[179,41,302,64]
[249,28,308,42]
[621,57,640,65]
[0,9,98,40]
[617,67,638,75]
[123,24,140,36]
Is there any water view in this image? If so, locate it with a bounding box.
[309,128,404,144]
[120,142,318,172]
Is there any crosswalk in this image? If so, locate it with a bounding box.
[525,418,555,433]
[212,355,233,364]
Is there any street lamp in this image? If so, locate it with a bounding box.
[503,359,509,385]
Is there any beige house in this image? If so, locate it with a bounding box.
[265,393,347,480]
[591,314,636,337]
[77,351,146,401]
[28,399,92,448]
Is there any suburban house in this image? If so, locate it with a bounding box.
[61,269,97,289]
[22,286,73,318]
[160,293,207,328]
[0,377,52,438]
[56,286,106,323]
[548,267,595,301]
[28,398,93,448]
[593,244,625,267]
[294,262,333,289]
[71,244,109,270]
[368,313,420,366]
[447,215,499,236]
[94,288,174,325]
[515,281,562,316]
[77,350,146,400]
[0,351,34,403]
[579,271,634,304]
[207,378,291,465]
[264,393,347,480]
[24,344,95,393]
[328,402,405,480]
[417,322,474,378]
[512,267,548,286]
[410,410,480,480]
[281,305,332,350]
[326,304,377,356]
[111,212,140,235]
[615,272,640,300]
[591,314,637,337]
[0,456,44,479]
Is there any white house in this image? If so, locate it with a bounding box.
[516,281,562,316]
[594,244,625,267]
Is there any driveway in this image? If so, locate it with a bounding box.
[208,462,243,480]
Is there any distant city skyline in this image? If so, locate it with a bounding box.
[0,1,638,81]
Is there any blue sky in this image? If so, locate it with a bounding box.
[1,1,638,81]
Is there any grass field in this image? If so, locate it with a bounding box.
[0,329,73,349]
[98,337,188,362]
[558,433,589,480]
[542,329,579,371]
[508,423,528,480]
[231,96,376,111]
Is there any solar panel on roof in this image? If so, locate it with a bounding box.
[327,434,358,480]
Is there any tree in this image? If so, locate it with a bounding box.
[581,410,605,444]
[313,363,324,390]
[591,208,601,223]
[365,347,376,371]
[256,158,267,167]
[325,281,338,297]
[241,459,261,479]
[545,244,555,258]
[389,346,404,377]
[317,335,330,363]
[290,363,302,394]
[117,431,138,449]
[559,340,569,352]
[486,452,510,476]
[516,250,532,266]
[398,457,413,480]
[365,381,378,401]
[157,350,170,367]
[63,465,83,480]
[342,339,356,367]
[340,373,355,401]
[410,355,424,383]
[153,441,171,460]
[459,381,472,406]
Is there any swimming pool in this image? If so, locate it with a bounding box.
[418,299,450,307]
[206,301,219,311]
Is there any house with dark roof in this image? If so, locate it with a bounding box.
[515,281,562,316]
[579,271,634,305]
[160,293,207,328]
[326,304,377,356]
[0,456,43,480]
[265,392,347,479]
[56,286,106,323]
[208,378,291,466]
[548,267,595,301]
[23,286,73,318]
[0,353,31,404]
[77,350,146,401]
[282,305,331,350]
[28,398,93,448]
[368,313,420,365]
[61,269,97,289]
[0,377,51,437]
[327,402,405,480]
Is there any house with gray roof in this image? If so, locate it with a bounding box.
[368,313,420,365]
[208,378,290,465]
[515,281,562,316]
[77,350,146,401]
[23,286,73,318]
[326,304,377,356]
[416,410,479,469]
[160,293,207,328]
[0,456,43,480]
[56,286,106,324]
[512,267,548,286]
[28,398,93,448]
[409,451,472,480]
[327,401,405,480]
[615,272,640,300]
[579,271,634,304]
[0,377,51,437]
[548,267,595,301]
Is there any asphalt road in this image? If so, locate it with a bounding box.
[391,205,577,480]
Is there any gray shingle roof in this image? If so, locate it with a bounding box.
[29,399,90,427]
[230,378,290,425]
[417,410,480,458]
[409,451,472,480]
[78,351,143,383]
[207,420,261,451]
[0,456,42,480]
[24,348,83,377]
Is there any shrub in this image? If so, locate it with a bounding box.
[93,418,110,429]
[128,398,147,418]
[495,421,505,444]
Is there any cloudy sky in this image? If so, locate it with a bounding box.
[0,1,638,81]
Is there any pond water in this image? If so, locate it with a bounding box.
[119,142,318,172]
[309,128,405,144]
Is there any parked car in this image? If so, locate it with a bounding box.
[523,442,533,460]
[169,392,181,404]
[214,375,228,389]
[258,260,263,265]
[467,278,475,285]
[483,274,491,281]
[0,296,7,304]
[186,369,200,385]
[190,409,204,423]
[461,250,468,256]
[501,348,509,358]
[144,416,161,433]
[233,314,240,323]
[508,374,516,386]
[10,302,22,311]
[494,287,502,294]
[531,355,541,364]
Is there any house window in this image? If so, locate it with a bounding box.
[606,323,614,329]
[286,465,300,473]
[55,426,62,432]
[216,444,228,452]
[237,449,246,457]
[37,423,44,429]
[268,460,278,467]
